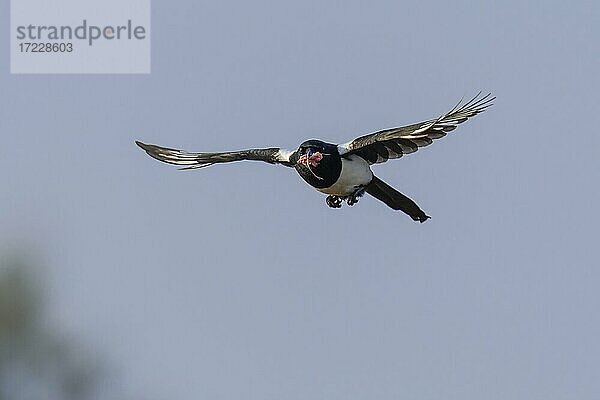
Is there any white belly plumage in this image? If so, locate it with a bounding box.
[317,154,373,196]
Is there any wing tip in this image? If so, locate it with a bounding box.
[135,140,173,165]
[135,140,152,152]
[468,91,496,110]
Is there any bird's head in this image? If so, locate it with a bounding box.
[296,140,335,168]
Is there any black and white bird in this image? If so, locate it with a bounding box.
[136,92,494,222]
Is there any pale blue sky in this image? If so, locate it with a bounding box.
[1,1,599,399]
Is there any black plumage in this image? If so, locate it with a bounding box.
[136,92,494,222]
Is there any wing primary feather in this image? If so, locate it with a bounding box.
[338,92,494,163]
[135,141,294,169]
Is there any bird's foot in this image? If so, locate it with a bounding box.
[326,195,343,208]
[347,187,366,206]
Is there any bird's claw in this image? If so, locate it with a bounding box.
[326,195,343,208]
[346,187,366,206]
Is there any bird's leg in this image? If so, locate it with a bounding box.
[347,187,366,206]
[326,195,343,209]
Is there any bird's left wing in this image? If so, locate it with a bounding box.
[337,92,494,164]
[136,141,295,169]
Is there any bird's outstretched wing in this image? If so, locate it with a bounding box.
[136,141,295,169]
[338,92,495,164]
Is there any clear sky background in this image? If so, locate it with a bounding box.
[1,1,599,399]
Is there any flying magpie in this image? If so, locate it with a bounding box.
[136,92,494,222]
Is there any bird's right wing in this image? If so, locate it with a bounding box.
[337,92,494,164]
[136,141,295,169]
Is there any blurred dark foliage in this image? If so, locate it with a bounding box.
[0,255,107,400]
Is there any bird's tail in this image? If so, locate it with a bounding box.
[365,176,431,223]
